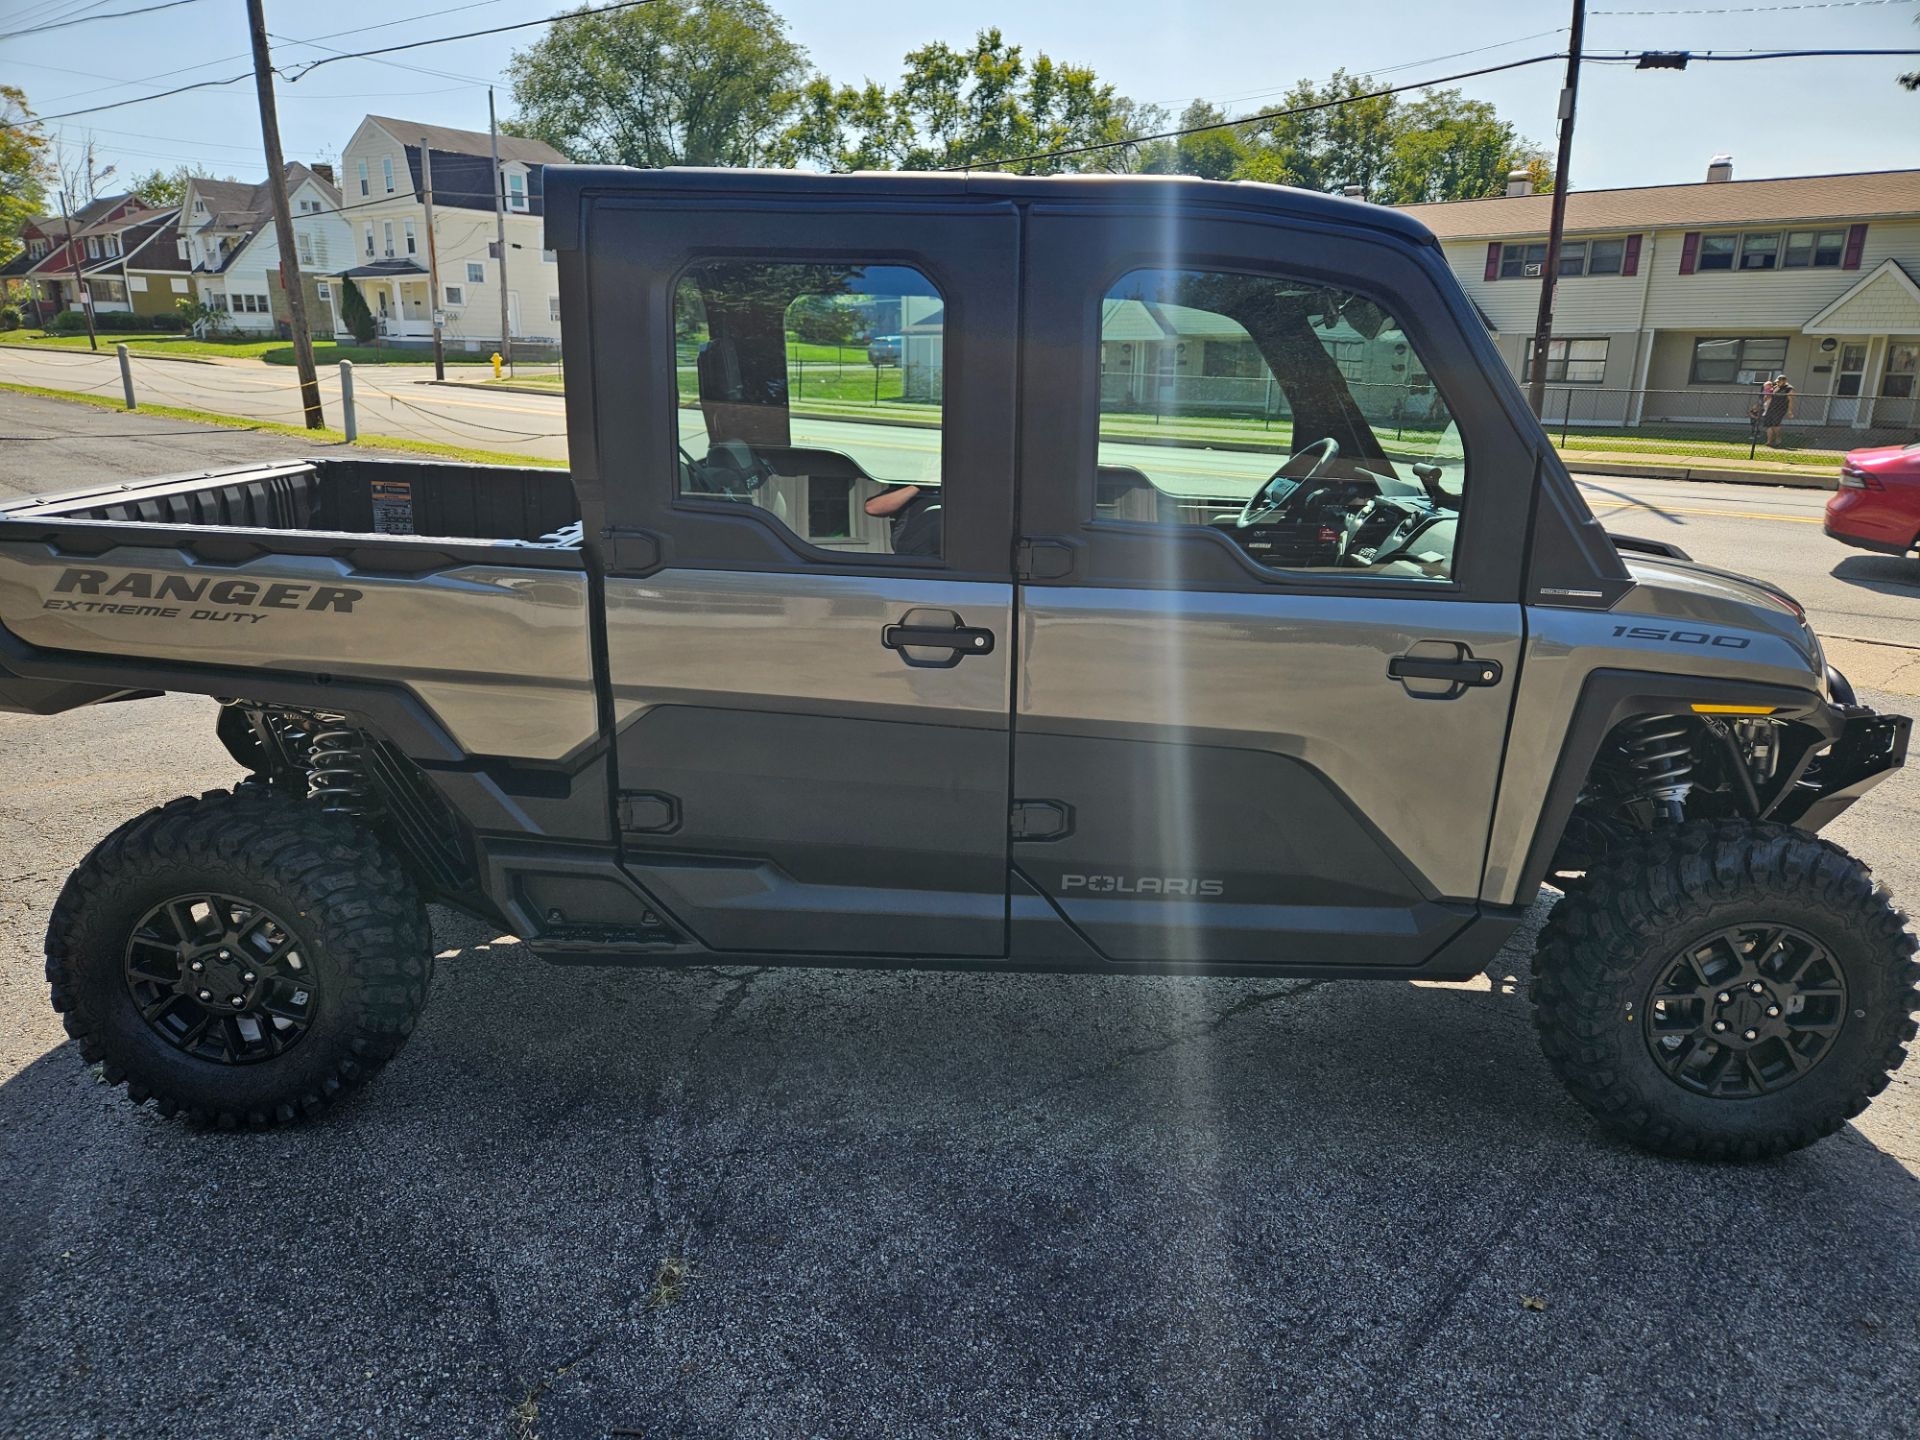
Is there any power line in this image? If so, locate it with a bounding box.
[0,0,204,41]
[278,0,666,81]
[1593,1,1914,12]
[37,72,256,123]
[1588,45,1920,57]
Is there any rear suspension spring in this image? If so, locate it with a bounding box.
[306,718,377,817]
[1622,714,1696,824]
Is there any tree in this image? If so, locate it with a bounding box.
[1374,89,1548,204]
[774,29,1154,175]
[506,0,808,168]
[1136,101,1249,181]
[338,277,375,345]
[131,164,217,209]
[1,87,51,265]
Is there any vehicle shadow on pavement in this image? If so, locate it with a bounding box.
[1832,554,1920,597]
[1,904,1917,1440]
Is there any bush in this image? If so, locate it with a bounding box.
[48,310,88,333]
[144,311,187,332]
[0,304,20,330]
[338,277,376,345]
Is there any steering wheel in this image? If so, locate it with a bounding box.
[1237,437,1339,529]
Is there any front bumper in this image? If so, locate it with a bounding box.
[1773,705,1912,832]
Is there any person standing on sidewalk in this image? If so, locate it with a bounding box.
[1763,374,1794,448]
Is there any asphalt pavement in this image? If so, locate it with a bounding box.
[0,391,1916,1440]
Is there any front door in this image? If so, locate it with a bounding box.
[1831,342,1868,424]
[1012,205,1530,967]
[580,189,1020,957]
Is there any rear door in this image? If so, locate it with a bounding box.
[577,186,1019,957]
[1013,201,1532,967]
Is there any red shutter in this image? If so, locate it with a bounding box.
[1484,242,1502,281]
[1842,223,1867,270]
[1678,232,1700,275]
[1622,233,1642,277]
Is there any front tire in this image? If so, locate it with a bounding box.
[45,788,433,1128]
[1533,821,1918,1160]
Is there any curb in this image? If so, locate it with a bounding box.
[0,341,225,367]
[1557,458,1834,489]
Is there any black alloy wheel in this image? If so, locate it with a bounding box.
[123,893,319,1064]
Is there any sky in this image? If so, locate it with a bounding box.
[5,0,1918,202]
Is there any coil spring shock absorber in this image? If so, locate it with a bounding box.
[1621,714,1696,825]
[306,716,376,816]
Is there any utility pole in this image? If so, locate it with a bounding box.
[1527,0,1586,420]
[489,87,512,376]
[246,0,324,429]
[420,137,445,381]
[58,192,98,352]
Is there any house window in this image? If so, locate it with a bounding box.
[404,220,416,255]
[1696,234,1737,271]
[382,156,395,193]
[1689,336,1789,385]
[1525,337,1609,384]
[106,235,121,257]
[209,293,229,311]
[357,160,369,196]
[507,173,527,212]
[193,199,206,215]
[465,262,484,283]
[129,275,148,292]
[317,282,332,301]
[1499,242,1548,279]
[297,231,314,265]
[382,222,395,257]
[488,240,501,259]
[549,295,561,322]
[1882,344,1918,400]
[85,237,99,259]
[806,476,855,540]
[28,240,46,258]
[444,284,464,306]
[170,278,188,294]
[1783,230,1846,268]
[1739,233,1780,271]
[1585,238,1625,276]
[542,248,556,263]
[363,223,375,258]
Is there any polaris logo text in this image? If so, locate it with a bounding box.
[1060,874,1226,897]
[49,568,362,618]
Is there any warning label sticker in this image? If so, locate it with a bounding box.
[370,477,415,534]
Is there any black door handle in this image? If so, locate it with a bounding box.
[1388,654,1502,686]
[883,622,995,668]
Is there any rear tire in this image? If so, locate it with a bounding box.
[45,788,433,1128]
[1533,820,1918,1160]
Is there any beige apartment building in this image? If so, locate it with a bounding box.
[1400,161,1920,440]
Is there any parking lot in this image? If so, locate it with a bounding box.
[0,392,1916,1439]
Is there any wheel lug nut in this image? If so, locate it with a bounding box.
[242,972,255,983]
[219,950,230,959]
[189,959,204,972]
[1712,1020,1728,1032]
[230,995,246,1008]
[1767,1005,1781,1017]
[196,989,212,1002]
[1749,982,1765,995]
[1717,992,1731,1004]
[1744,1028,1759,1041]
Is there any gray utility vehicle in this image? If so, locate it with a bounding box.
[1,169,1913,1156]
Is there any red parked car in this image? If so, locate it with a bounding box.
[1826,443,1920,558]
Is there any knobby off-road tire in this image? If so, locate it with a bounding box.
[1534,820,1918,1161]
[46,787,433,1128]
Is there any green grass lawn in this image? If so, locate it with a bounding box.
[0,328,493,366]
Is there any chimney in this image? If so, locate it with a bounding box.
[1342,184,1366,201]
[1707,153,1733,183]
[1506,168,1534,198]
[309,162,334,185]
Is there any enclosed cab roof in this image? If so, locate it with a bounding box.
[540,165,1442,254]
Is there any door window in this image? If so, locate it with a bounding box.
[1093,268,1469,581]
[673,261,946,559]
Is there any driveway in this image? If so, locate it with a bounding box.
[0,393,1916,1438]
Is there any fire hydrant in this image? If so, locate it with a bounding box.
[491,351,503,379]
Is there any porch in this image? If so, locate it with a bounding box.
[331,261,435,342]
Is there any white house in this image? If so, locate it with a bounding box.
[330,115,567,349]
[177,165,351,336]
[1397,160,1920,440]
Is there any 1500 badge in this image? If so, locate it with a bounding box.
[45,567,363,624]
[1610,624,1750,649]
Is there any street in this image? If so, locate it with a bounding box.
[0,389,1916,1439]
